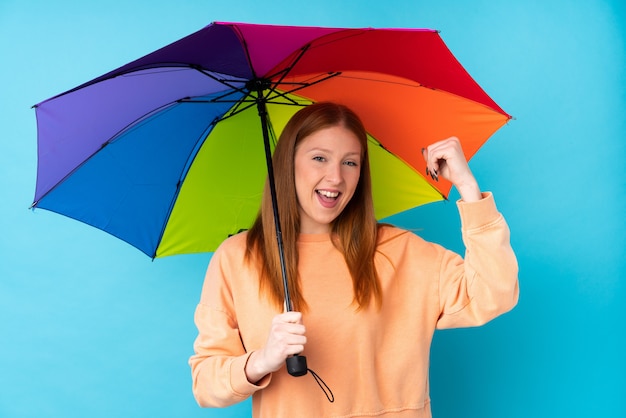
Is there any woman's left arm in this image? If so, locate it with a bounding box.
[423,137,519,328]
[436,192,519,328]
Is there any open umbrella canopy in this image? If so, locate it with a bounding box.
[32,21,511,258]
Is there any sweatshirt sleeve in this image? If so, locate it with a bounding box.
[436,192,519,329]
[188,241,270,408]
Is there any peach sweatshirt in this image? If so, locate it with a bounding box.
[190,193,519,417]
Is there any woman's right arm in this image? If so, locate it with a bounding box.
[188,240,268,408]
[189,239,307,407]
[189,302,269,408]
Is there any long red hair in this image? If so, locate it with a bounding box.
[245,102,381,312]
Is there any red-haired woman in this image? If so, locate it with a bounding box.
[190,102,519,418]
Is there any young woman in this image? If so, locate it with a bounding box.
[189,102,519,417]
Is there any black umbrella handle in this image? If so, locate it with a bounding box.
[286,354,308,377]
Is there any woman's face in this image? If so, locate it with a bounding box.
[294,125,362,234]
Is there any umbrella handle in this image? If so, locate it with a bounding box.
[286,354,308,377]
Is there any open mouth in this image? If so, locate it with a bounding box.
[316,189,340,205]
[317,189,339,199]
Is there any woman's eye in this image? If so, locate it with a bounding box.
[344,160,358,167]
[313,156,325,162]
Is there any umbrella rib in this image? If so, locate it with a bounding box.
[190,66,250,97]
[218,101,257,121]
[261,43,325,105]
[265,44,311,86]
[269,72,342,100]
[182,66,274,119]
[263,44,342,105]
[229,23,260,79]
[304,28,375,51]
[177,95,258,121]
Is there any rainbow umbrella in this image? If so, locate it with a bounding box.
[32,21,510,307]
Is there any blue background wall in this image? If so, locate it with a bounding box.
[1,1,624,417]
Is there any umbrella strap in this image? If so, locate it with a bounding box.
[287,355,334,402]
[307,367,334,403]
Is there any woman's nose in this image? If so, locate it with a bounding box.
[324,162,343,183]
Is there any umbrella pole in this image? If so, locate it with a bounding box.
[255,97,293,312]
[254,94,308,377]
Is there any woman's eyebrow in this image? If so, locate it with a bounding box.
[305,147,361,157]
